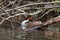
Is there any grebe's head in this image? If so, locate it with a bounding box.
[26,15,33,21]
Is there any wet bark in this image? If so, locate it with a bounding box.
[44,16,60,25]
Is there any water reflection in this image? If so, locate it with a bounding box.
[0,26,60,40]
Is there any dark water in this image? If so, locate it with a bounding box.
[0,26,60,40]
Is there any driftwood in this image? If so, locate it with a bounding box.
[43,16,60,25]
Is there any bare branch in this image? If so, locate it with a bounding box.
[0,19,5,25]
[29,10,42,15]
[2,0,17,8]
[18,1,60,8]
[35,8,56,20]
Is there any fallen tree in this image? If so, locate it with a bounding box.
[43,16,60,25]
